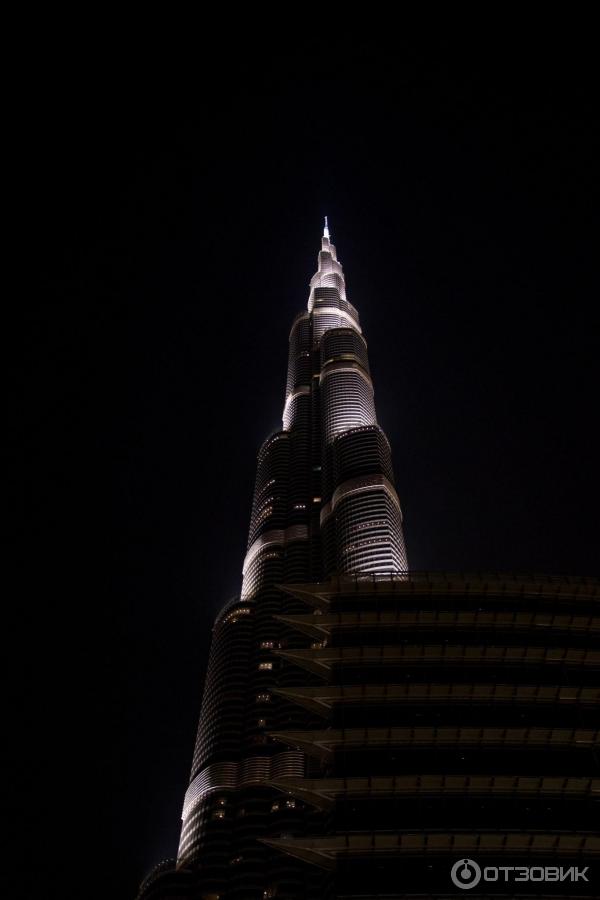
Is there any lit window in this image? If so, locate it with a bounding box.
[212,810,225,820]
[258,661,273,670]
[257,718,266,727]
[225,606,252,624]
[313,496,322,503]
[256,693,271,703]
[260,640,275,649]
[285,799,296,809]
[271,801,280,812]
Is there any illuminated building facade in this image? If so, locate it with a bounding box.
[240,218,408,601]
[137,225,599,899]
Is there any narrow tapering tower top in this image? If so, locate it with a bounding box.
[238,222,408,601]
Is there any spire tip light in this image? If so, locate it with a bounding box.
[323,216,330,239]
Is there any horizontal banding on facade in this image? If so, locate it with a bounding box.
[243,525,310,575]
[320,474,402,526]
[321,372,377,442]
[331,423,391,449]
[257,429,290,459]
[320,326,369,371]
[288,311,309,340]
[182,751,305,821]
[312,306,361,333]
[282,385,311,430]
[319,361,373,388]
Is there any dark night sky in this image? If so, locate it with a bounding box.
[12,23,599,900]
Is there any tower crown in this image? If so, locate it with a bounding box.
[240,222,407,600]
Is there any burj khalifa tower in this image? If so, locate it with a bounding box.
[137,223,599,899]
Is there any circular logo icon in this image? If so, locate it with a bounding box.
[451,858,482,890]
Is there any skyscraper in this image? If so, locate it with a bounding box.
[137,224,599,900]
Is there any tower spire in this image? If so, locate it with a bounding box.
[323,215,330,239]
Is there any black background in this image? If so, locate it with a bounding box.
[11,18,599,900]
